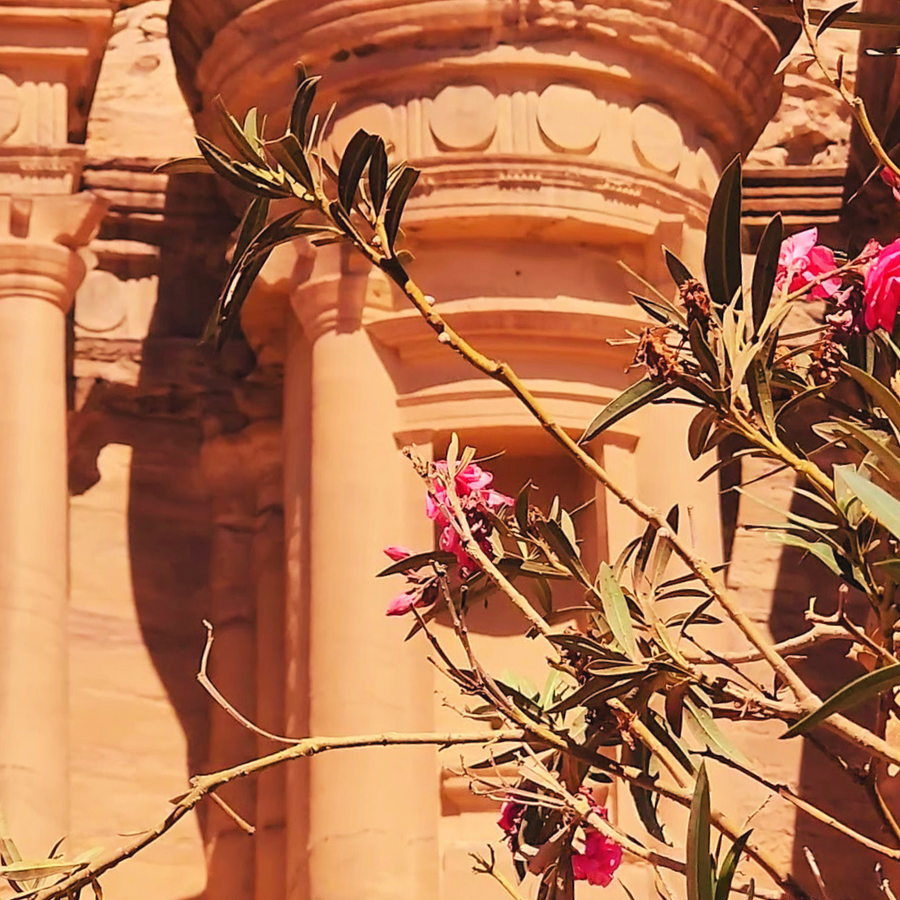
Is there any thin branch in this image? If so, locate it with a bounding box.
[208,792,255,836]
[30,729,526,900]
[198,620,302,745]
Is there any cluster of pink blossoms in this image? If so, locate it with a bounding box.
[498,790,622,888]
[776,227,840,300]
[383,461,512,616]
[775,226,900,337]
[426,461,513,577]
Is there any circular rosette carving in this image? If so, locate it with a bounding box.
[631,103,685,174]
[429,84,497,151]
[537,84,602,154]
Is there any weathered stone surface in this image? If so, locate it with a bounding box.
[750,25,859,168]
[86,0,195,160]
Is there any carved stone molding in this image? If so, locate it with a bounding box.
[171,0,781,161]
[0,2,113,144]
[0,192,108,311]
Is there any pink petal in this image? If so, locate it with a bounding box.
[383,545,413,561]
[385,592,417,616]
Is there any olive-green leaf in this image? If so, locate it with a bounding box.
[384,167,420,249]
[338,129,377,211]
[687,763,714,900]
[838,466,900,539]
[817,1,857,36]
[154,157,211,175]
[266,133,315,192]
[289,75,322,147]
[841,362,900,441]
[714,831,753,900]
[781,663,900,739]
[598,562,637,661]
[689,320,720,384]
[664,247,694,287]
[688,408,717,461]
[751,213,782,335]
[704,156,743,309]
[369,137,389,214]
[580,379,673,444]
[684,697,752,767]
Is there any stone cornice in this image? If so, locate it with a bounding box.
[171,0,780,158]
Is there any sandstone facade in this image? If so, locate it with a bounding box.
[0,3,890,900]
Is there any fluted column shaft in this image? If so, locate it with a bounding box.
[0,228,95,853]
[283,253,439,900]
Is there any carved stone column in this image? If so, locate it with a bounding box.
[0,193,105,852]
[169,2,784,898]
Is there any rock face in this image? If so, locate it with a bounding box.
[87,0,196,160]
[750,26,859,168]
[1,3,887,900]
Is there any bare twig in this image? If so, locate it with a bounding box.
[208,792,255,836]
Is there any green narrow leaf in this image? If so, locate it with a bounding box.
[750,213,782,335]
[384,167,420,249]
[688,408,717,460]
[747,360,776,437]
[841,362,900,441]
[289,75,322,147]
[515,480,532,531]
[580,379,674,444]
[632,293,681,326]
[196,136,289,198]
[714,831,753,900]
[232,197,270,265]
[266,133,315,192]
[704,156,743,309]
[598,563,638,661]
[684,697,752,766]
[838,466,900,539]
[154,157,211,175]
[817,1,857,36]
[763,532,841,575]
[369,137,389,214]
[624,739,668,843]
[687,764,713,900]
[213,96,266,165]
[664,247,694,287]
[338,129,377,211]
[689,320,720,384]
[782,663,900,738]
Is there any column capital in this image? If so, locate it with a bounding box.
[0,192,108,312]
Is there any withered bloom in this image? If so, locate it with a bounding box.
[679,279,712,329]
[808,334,845,385]
[634,327,683,382]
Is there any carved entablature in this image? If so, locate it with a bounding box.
[170,0,780,251]
[0,3,112,147]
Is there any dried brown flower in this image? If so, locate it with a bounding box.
[634,327,683,382]
[679,279,712,329]
[808,333,845,385]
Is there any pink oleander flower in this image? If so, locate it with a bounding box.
[571,829,623,888]
[498,798,525,837]
[865,238,900,331]
[882,167,900,204]
[776,227,840,300]
[426,462,513,577]
[383,545,412,561]
[382,547,439,617]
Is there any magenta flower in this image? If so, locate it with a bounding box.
[383,545,412,561]
[571,829,623,887]
[426,462,512,577]
[882,167,900,204]
[498,798,525,836]
[776,227,840,300]
[865,238,900,331]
